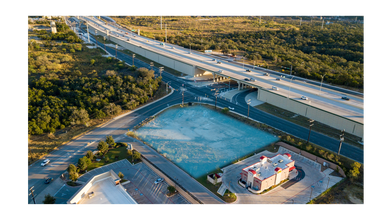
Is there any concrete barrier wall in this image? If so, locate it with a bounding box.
[257,89,363,138]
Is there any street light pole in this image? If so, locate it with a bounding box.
[309,186,315,202]
[159,67,164,77]
[132,54,135,66]
[319,74,326,95]
[247,99,251,118]
[150,62,154,70]
[307,119,314,144]
[103,36,106,51]
[288,76,295,98]
[115,44,118,59]
[338,129,345,155]
[214,92,218,109]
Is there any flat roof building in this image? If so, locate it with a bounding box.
[67,170,137,204]
[240,153,295,193]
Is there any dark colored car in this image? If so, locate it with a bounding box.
[341,96,350,100]
[246,69,252,72]
[244,78,250,81]
[276,78,281,81]
[44,178,53,184]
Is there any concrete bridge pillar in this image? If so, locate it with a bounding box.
[238,82,241,90]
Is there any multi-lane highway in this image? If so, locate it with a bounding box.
[80,16,363,124]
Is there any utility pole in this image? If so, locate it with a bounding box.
[27,186,37,207]
[307,119,314,144]
[338,129,345,155]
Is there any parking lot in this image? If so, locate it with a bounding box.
[121,163,190,204]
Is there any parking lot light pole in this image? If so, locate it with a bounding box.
[307,119,314,144]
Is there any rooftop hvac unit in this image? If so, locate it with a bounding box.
[273,163,278,167]
[279,159,283,163]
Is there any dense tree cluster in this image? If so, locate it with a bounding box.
[28,69,161,135]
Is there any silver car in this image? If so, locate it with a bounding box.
[154,178,164,184]
[41,159,50,167]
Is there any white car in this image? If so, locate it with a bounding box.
[41,159,50,167]
[228,107,234,110]
[301,96,308,100]
[154,178,164,184]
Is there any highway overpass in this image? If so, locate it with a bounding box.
[79,16,364,138]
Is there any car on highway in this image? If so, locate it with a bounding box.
[272,86,279,91]
[218,69,223,73]
[244,78,250,81]
[246,69,252,72]
[217,61,222,64]
[341,96,350,100]
[276,78,281,81]
[154,178,164,184]
[41,159,50,167]
[212,59,216,61]
[264,73,270,76]
[301,96,308,100]
[250,78,256,82]
[228,106,235,110]
[44,178,53,184]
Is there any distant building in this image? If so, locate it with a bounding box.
[50,21,57,33]
[239,153,295,193]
